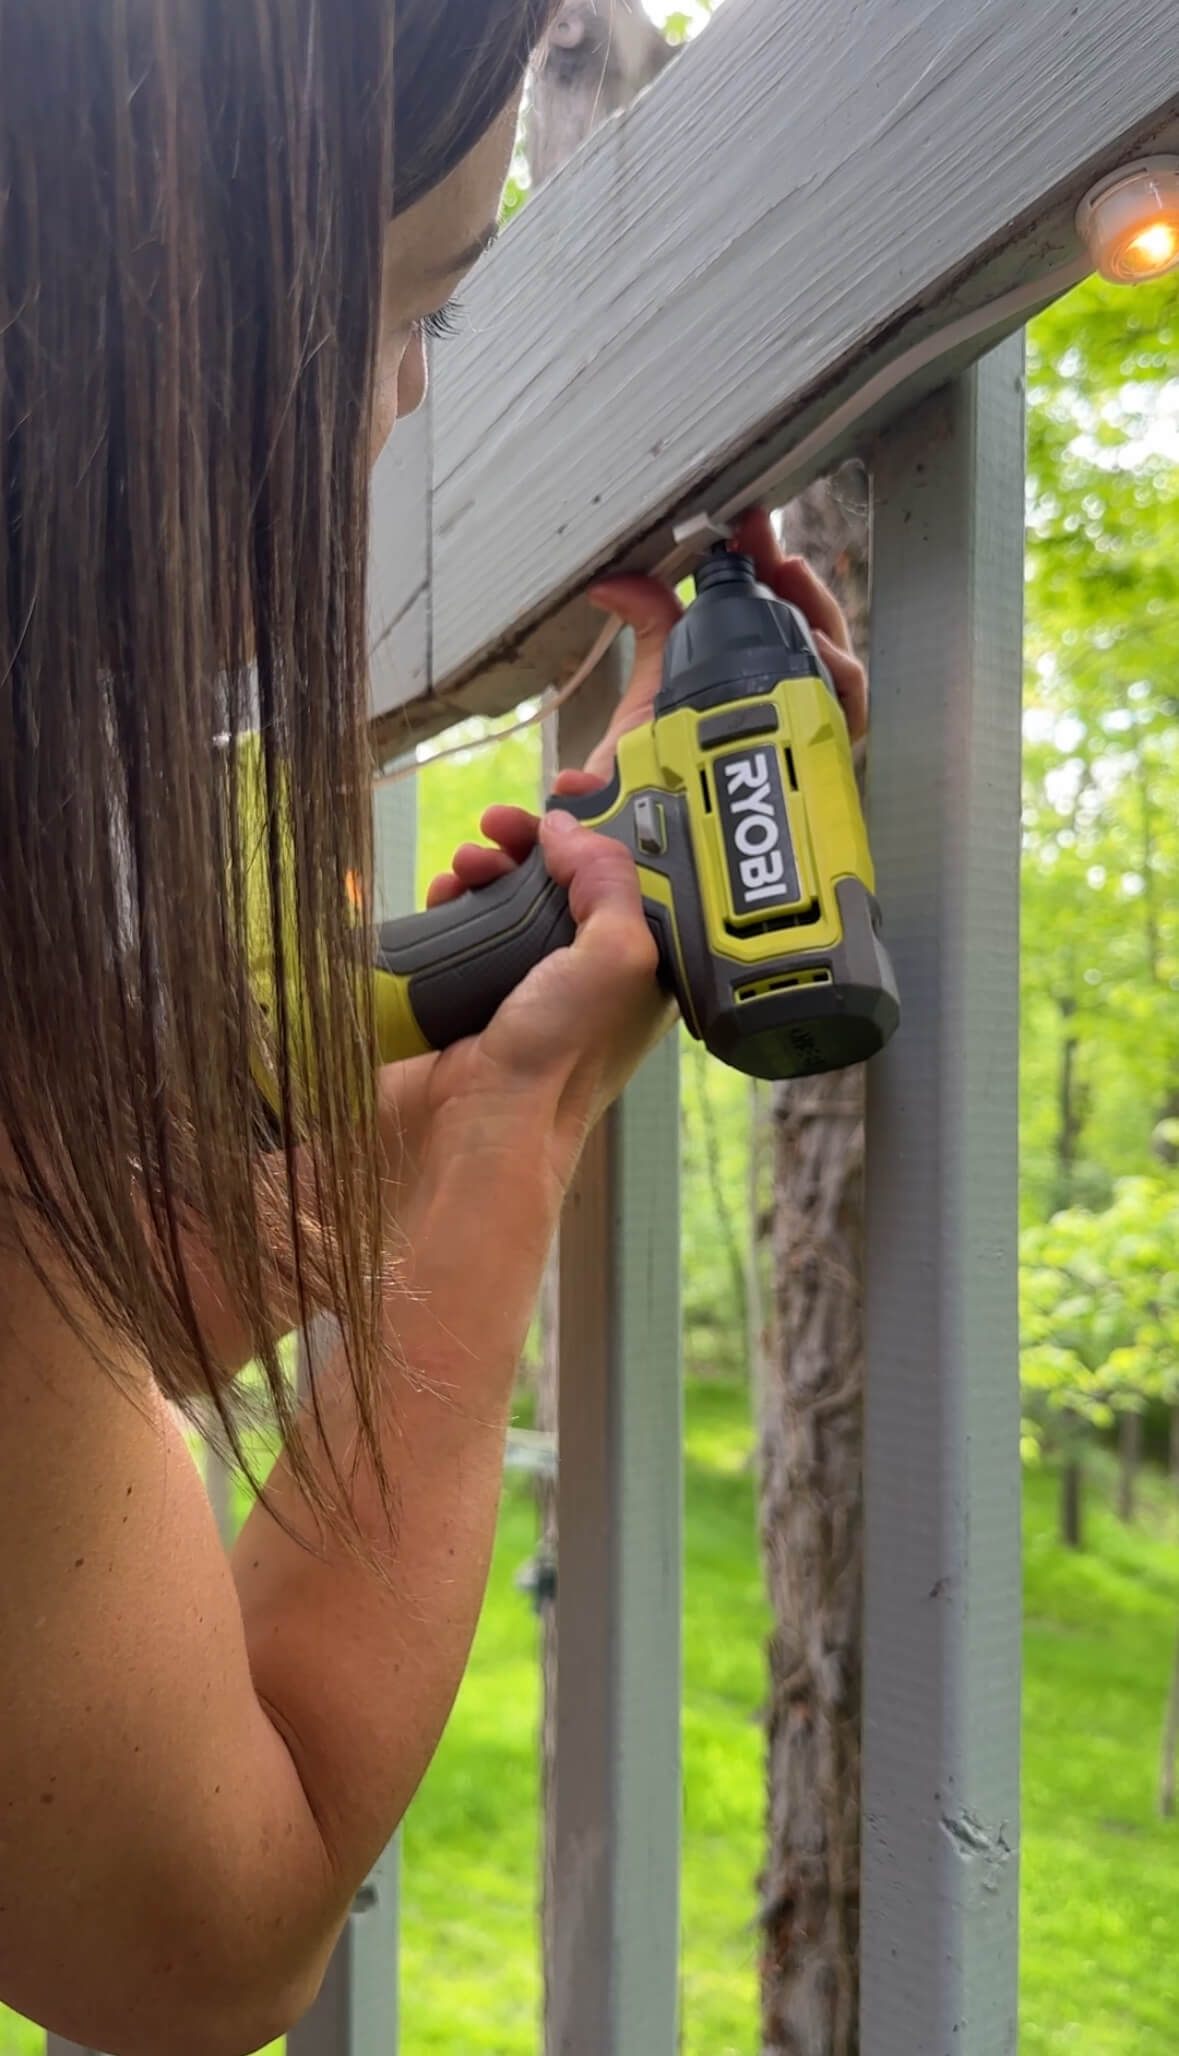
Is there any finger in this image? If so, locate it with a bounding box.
[588,575,683,648]
[479,805,541,863]
[581,579,683,786]
[450,844,519,890]
[731,509,853,653]
[771,555,854,654]
[425,872,464,909]
[731,506,784,581]
[538,814,657,976]
[473,815,668,1093]
[552,768,608,797]
[815,632,869,742]
[426,847,516,911]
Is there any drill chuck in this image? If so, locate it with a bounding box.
[656,547,831,712]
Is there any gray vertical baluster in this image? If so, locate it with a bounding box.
[544,647,684,2056]
[861,341,1026,2054]
[287,769,416,2056]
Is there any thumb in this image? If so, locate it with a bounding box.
[588,575,683,660]
[538,811,653,942]
[474,811,659,1082]
[582,575,683,785]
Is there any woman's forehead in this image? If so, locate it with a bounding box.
[387,95,520,295]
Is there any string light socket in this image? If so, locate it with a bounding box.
[1076,157,1179,284]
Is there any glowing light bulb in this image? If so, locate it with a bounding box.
[1076,158,1179,283]
[1125,222,1178,273]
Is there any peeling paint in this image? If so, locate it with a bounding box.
[941,1810,1014,1895]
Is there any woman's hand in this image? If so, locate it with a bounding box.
[412,814,671,1209]
[392,510,865,1222]
[584,507,867,782]
[428,507,867,915]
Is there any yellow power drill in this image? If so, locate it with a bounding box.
[367,545,898,1082]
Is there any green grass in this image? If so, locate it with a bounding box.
[399,1375,767,2055]
[1021,1453,1179,2054]
[4,1387,1179,2053]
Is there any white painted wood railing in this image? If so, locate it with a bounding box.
[42,0,1178,2048]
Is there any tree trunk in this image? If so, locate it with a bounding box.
[747,1079,773,1446]
[1054,996,1086,1214]
[760,468,870,2056]
[527,0,675,187]
[1153,1086,1179,1167]
[762,1070,864,2055]
[1159,1614,1179,1819]
[1060,1453,1083,1549]
[1052,1001,1088,1548]
[1117,1411,1142,1525]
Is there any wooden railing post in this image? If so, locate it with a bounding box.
[286,1836,400,2056]
[548,1043,684,2056]
[861,339,1025,2053]
[287,768,415,2056]
[536,653,684,2056]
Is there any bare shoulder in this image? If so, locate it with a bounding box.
[0,1220,216,1821]
[0,1224,196,1578]
[0,1223,308,2044]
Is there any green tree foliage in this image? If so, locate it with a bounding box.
[1022,278,1179,1225]
[1021,1175,1179,1461]
[414,724,542,887]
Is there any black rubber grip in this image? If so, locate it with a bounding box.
[374,844,577,1050]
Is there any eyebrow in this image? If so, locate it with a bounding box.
[423,221,501,283]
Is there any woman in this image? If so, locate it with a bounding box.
[0,3,866,2049]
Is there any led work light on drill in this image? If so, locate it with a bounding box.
[367,545,899,1083]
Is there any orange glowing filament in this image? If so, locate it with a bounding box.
[1125,221,1178,273]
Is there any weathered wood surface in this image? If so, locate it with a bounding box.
[860,341,1025,2053]
[286,1838,400,2056]
[286,776,417,2056]
[548,1045,683,2056]
[523,23,680,2053]
[370,0,1179,745]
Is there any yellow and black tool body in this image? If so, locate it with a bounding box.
[372,547,898,1083]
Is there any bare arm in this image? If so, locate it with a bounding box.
[0,817,660,2056]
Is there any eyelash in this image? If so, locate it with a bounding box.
[419,298,464,343]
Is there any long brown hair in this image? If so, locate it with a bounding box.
[0,0,555,1528]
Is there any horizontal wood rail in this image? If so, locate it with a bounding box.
[367,0,1178,749]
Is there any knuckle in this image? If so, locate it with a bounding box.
[577,832,634,881]
[617,914,659,981]
[600,832,636,869]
